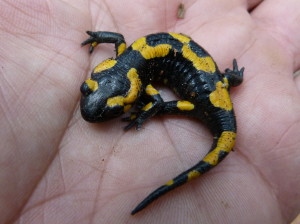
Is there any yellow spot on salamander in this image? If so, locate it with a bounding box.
[182,44,216,73]
[209,81,233,111]
[106,68,141,108]
[177,101,195,111]
[92,42,98,48]
[117,43,126,56]
[124,104,132,112]
[187,170,201,181]
[169,33,190,44]
[222,78,229,88]
[132,37,171,59]
[130,114,137,120]
[94,59,117,73]
[107,96,124,107]
[85,79,98,92]
[146,84,159,96]
[203,131,236,166]
[142,102,153,111]
[123,68,142,104]
[165,179,174,186]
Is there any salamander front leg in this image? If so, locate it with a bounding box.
[123,85,164,130]
[81,31,126,56]
[158,100,195,115]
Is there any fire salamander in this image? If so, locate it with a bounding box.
[80,31,244,215]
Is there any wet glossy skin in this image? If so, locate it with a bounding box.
[80,31,244,215]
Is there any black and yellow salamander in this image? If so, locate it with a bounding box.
[80,31,244,215]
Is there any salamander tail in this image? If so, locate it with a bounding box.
[131,131,236,215]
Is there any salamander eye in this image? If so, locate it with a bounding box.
[80,79,99,96]
[80,82,92,96]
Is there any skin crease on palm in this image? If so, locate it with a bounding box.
[0,0,300,223]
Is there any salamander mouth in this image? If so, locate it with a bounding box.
[80,96,124,122]
[80,95,103,122]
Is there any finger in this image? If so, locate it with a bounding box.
[251,0,300,72]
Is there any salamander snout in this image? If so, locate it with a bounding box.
[80,78,125,123]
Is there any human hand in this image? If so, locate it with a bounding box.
[0,0,299,223]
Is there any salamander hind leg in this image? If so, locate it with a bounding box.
[224,59,244,87]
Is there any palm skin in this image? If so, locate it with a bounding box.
[0,0,300,223]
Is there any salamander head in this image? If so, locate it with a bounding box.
[80,75,126,123]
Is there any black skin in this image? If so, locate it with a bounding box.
[80,31,244,215]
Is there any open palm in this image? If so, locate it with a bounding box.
[1,1,300,223]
